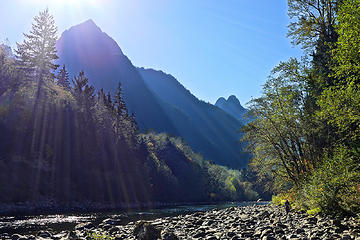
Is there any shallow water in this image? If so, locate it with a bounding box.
[0,201,268,235]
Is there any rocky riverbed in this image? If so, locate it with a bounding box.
[3,204,360,239]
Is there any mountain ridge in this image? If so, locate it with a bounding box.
[56,19,250,169]
[215,95,247,121]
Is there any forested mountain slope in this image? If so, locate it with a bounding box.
[56,20,250,169]
[138,68,250,168]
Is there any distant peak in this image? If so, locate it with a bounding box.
[215,97,226,105]
[227,95,238,102]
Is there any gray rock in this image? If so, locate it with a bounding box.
[193,230,206,238]
[205,236,218,240]
[262,236,276,240]
[75,222,95,231]
[103,218,122,226]
[37,231,52,238]
[260,228,272,237]
[66,231,78,239]
[133,221,161,240]
[161,229,179,240]
[342,235,352,240]
[10,234,23,240]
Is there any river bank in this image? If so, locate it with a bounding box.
[2,203,360,239]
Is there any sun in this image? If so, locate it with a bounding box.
[19,0,105,8]
[51,0,103,7]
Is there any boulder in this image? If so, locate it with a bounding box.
[133,221,161,240]
[161,229,179,240]
[37,231,52,238]
[103,218,122,226]
[75,222,95,231]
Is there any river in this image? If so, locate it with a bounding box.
[0,201,268,236]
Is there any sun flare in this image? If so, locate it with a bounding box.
[18,0,105,8]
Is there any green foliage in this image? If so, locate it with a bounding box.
[243,58,316,190]
[272,195,283,206]
[243,0,360,215]
[298,146,360,214]
[272,192,295,206]
[319,82,360,143]
[287,0,338,50]
[331,0,360,84]
[312,1,360,214]
[87,231,114,240]
[306,207,321,215]
[319,0,360,145]
[140,132,258,202]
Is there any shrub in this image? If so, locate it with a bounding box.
[272,191,294,206]
[300,146,360,214]
[306,208,321,216]
[87,231,114,240]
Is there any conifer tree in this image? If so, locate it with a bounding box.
[129,112,139,133]
[56,65,70,90]
[16,8,59,79]
[106,92,113,110]
[114,82,127,117]
[72,71,95,107]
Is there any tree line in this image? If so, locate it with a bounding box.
[243,0,360,214]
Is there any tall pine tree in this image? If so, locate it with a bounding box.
[16,8,59,80]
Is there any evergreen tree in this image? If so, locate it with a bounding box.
[56,65,70,90]
[106,92,113,110]
[97,88,106,103]
[72,71,95,107]
[129,112,139,133]
[114,82,127,117]
[16,8,58,79]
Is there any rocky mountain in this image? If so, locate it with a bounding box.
[56,20,250,169]
[56,19,177,134]
[215,95,247,121]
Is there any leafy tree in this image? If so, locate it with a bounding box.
[56,65,70,90]
[288,0,340,96]
[287,0,339,50]
[331,0,360,84]
[319,0,360,145]
[243,58,319,190]
[15,8,58,79]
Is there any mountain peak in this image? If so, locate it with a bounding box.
[56,19,123,64]
[215,97,226,105]
[83,19,96,26]
[215,95,246,121]
[227,95,240,104]
[61,19,102,36]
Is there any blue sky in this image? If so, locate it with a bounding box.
[0,0,302,105]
